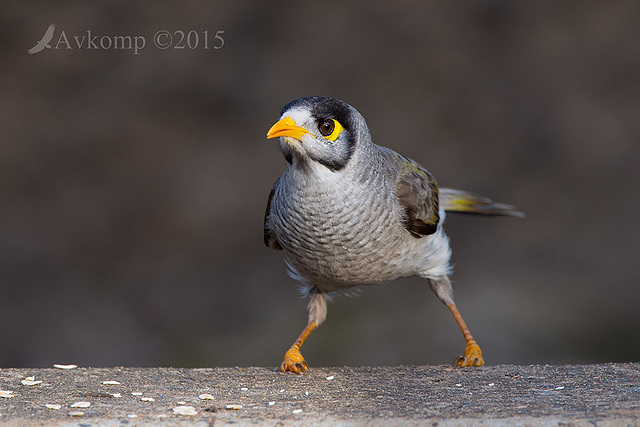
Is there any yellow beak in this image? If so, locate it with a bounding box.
[266,117,309,140]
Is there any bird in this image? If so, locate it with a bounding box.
[264,96,522,373]
[28,24,56,54]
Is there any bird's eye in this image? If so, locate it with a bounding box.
[319,120,334,136]
[318,119,345,141]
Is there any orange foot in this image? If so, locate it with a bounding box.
[455,342,485,367]
[281,347,309,373]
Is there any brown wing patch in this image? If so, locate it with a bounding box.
[387,150,440,237]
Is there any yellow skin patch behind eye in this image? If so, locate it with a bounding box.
[323,119,345,142]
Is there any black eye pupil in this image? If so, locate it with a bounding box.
[319,120,334,136]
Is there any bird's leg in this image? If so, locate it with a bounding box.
[445,300,484,367]
[428,276,484,367]
[281,292,327,373]
[281,321,317,373]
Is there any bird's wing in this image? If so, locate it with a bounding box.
[264,178,283,250]
[42,24,56,42]
[381,148,440,237]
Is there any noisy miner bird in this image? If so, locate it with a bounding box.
[264,96,522,373]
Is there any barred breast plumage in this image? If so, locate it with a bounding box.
[269,148,448,292]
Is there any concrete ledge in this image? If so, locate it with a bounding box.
[1,364,639,425]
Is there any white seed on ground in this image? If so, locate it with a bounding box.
[0,391,14,398]
[240,387,248,391]
[128,414,138,418]
[71,402,91,408]
[198,393,215,400]
[111,393,122,398]
[268,401,275,406]
[225,404,243,410]
[292,409,303,414]
[45,404,62,410]
[102,381,121,385]
[172,406,197,416]
[326,376,335,381]
[68,411,84,417]
[53,364,77,370]
[21,377,42,386]
[131,392,143,396]
[141,397,155,402]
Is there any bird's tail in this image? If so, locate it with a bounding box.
[439,188,524,217]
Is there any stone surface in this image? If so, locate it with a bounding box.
[0,364,639,425]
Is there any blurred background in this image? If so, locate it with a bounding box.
[1,1,639,368]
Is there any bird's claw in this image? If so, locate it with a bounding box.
[454,342,484,367]
[281,347,309,373]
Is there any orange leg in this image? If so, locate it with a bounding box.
[446,302,484,367]
[281,321,317,373]
[428,276,484,367]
